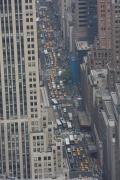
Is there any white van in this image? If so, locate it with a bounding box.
[57,85,60,90]
[60,80,63,86]
[53,105,57,110]
[63,108,67,113]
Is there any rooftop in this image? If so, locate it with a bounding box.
[89,69,108,98]
[76,41,90,51]
[78,111,91,127]
[104,100,115,120]
[40,86,50,107]
[90,69,108,86]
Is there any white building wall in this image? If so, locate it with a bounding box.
[0,0,64,179]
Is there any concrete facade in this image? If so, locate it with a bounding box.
[80,61,120,180]
[59,0,97,52]
[0,0,63,179]
[110,0,120,83]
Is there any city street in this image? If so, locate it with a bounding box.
[37,0,102,179]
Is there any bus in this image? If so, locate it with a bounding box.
[67,121,72,129]
[68,112,72,121]
[65,138,70,146]
[52,84,56,89]
[51,98,58,105]
[56,119,62,127]
[69,135,74,143]
[42,24,45,29]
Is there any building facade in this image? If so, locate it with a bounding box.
[111,0,120,83]
[86,0,112,71]
[0,0,63,179]
[97,0,111,49]
[80,57,120,180]
[59,0,97,52]
[72,0,88,41]
[0,0,40,178]
[88,48,112,69]
[107,0,120,90]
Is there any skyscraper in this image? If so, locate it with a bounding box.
[107,0,120,90]
[58,0,97,51]
[72,0,97,42]
[97,0,111,49]
[0,0,63,179]
[88,0,112,70]
[0,0,41,178]
[73,0,88,41]
[111,0,120,83]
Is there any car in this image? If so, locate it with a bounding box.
[57,85,60,90]
[53,105,57,110]
[52,84,56,89]
[67,148,71,153]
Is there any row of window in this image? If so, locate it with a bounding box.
[25,0,32,3]
[34,156,51,161]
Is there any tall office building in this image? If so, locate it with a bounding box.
[87,0,97,43]
[59,0,72,44]
[107,0,120,90]
[72,0,88,41]
[72,0,97,43]
[97,0,111,49]
[0,0,63,179]
[0,0,41,178]
[88,0,112,70]
[111,0,120,83]
[58,0,97,51]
